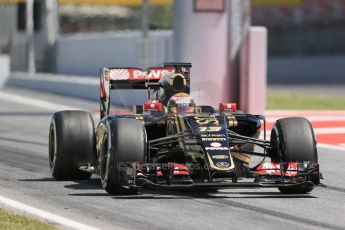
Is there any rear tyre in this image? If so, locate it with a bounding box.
[100,118,146,195]
[49,111,94,180]
[270,117,318,194]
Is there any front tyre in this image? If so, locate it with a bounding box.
[270,117,318,194]
[49,111,95,180]
[100,118,146,195]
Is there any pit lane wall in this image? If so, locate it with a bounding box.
[6,72,147,107]
[268,55,345,84]
[0,55,10,87]
[56,31,172,76]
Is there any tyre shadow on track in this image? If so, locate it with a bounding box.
[19,177,101,187]
[214,191,317,199]
[64,178,102,190]
[19,178,56,182]
[20,177,103,191]
[20,177,317,199]
[116,191,316,199]
[68,188,317,199]
[319,184,345,193]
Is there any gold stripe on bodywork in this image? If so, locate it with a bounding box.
[178,114,187,132]
[175,114,186,148]
[231,152,251,165]
[227,115,238,127]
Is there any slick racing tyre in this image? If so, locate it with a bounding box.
[100,118,146,195]
[49,110,95,180]
[270,117,318,194]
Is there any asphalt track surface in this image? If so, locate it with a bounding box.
[0,87,345,230]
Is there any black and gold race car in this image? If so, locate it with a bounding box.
[49,63,320,195]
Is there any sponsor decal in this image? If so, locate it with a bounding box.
[171,95,193,101]
[256,162,298,176]
[110,68,174,80]
[201,134,225,137]
[110,69,130,80]
[211,155,229,159]
[198,127,222,132]
[176,102,191,107]
[216,162,230,168]
[205,146,229,151]
[260,162,277,175]
[170,95,193,107]
[143,101,163,112]
[205,142,229,151]
[219,103,237,112]
[201,137,226,141]
[210,142,221,147]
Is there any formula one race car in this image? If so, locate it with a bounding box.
[49,63,320,195]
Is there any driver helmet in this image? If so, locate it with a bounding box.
[167,93,196,113]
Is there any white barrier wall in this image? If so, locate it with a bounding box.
[53,30,345,85]
[0,55,10,87]
[268,55,345,84]
[7,72,148,106]
[56,31,172,76]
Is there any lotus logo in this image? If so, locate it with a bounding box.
[210,142,222,147]
[216,162,230,168]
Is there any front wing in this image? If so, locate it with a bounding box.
[119,161,319,191]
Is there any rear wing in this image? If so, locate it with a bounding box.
[100,63,192,119]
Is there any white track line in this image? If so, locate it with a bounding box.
[0,195,99,230]
[0,92,100,228]
[260,127,345,137]
[12,73,98,85]
[314,127,345,134]
[265,116,345,123]
[318,144,345,152]
[0,91,77,111]
[265,110,345,116]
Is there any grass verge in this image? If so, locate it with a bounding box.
[267,91,345,110]
[0,208,57,230]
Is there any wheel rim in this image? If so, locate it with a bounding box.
[100,138,109,183]
[49,126,56,169]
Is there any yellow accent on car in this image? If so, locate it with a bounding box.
[58,0,172,6]
[0,0,24,3]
